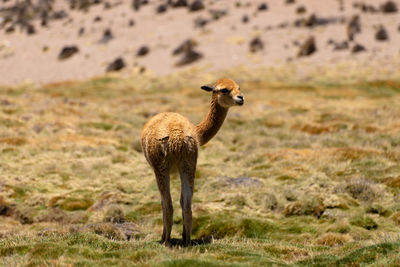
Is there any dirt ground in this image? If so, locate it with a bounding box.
[1,0,400,85]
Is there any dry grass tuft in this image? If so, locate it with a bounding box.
[337,179,378,202]
[314,232,353,246]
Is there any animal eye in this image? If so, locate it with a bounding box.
[220,88,230,94]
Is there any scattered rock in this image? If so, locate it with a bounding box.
[5,26,15,34]
[136,45,150,56]
[303,14,318,27]
[172,39,197,55]
[172,39,202,66]
[189,0,205,12]
[175,49,203,66]
[352,43,366,53]
[278,22,289,29]
[297,36,316,57]
[106,57,126,72]
[209,9,228,20]
[375,25,389,41]
[170,0,188,8]
[132,0,148,11]
[99,28,114,43]
[94,16,102,22]
[257,3,268,11]
[58,46,79,60]
[128,19,135,27]
[51,10,68,20]
[156,4,168,13]
[285,0,295,5]
[26,24,36,35]
[381,1,398,13]
[347,15,361,41]
[242,15,249,23]
[296,5,307,14]
[78,27,85,36]
[104,2,111,9]
[332,40,349,51]
[249,37,264,53]
[194,17,208,28]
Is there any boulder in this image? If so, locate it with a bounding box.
[58,46,79,60]
[297,36,316,57]
[106,57,126,72]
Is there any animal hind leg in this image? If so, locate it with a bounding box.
[154,169,173,246]
[178,157,196,246]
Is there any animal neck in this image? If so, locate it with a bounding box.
[196,93,229,146]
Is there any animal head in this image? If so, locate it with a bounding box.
[201,78,244,108]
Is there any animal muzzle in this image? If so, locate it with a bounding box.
[234,95,244,105]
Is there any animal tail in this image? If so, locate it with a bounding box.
[168,128,186,155]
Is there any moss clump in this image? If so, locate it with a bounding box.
[350,215,378,230]
[365,204,392,217]
[49,196,93,211]
[193,215,277,239]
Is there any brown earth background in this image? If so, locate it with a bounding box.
[1,0,400,85]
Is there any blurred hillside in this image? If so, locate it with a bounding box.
[1,0,400,85]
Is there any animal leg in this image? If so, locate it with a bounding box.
[179,163,195,247]
[155,169,173,246]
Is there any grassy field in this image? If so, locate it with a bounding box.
[0,70,400,266]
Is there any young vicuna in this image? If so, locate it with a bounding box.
[141,78,244,246]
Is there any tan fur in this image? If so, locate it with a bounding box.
[141,78,244,246]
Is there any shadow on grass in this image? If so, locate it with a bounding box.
[159,237,212,247]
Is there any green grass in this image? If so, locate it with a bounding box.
[0,73,400,265]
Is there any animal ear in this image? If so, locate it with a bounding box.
[201,85,215,92]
